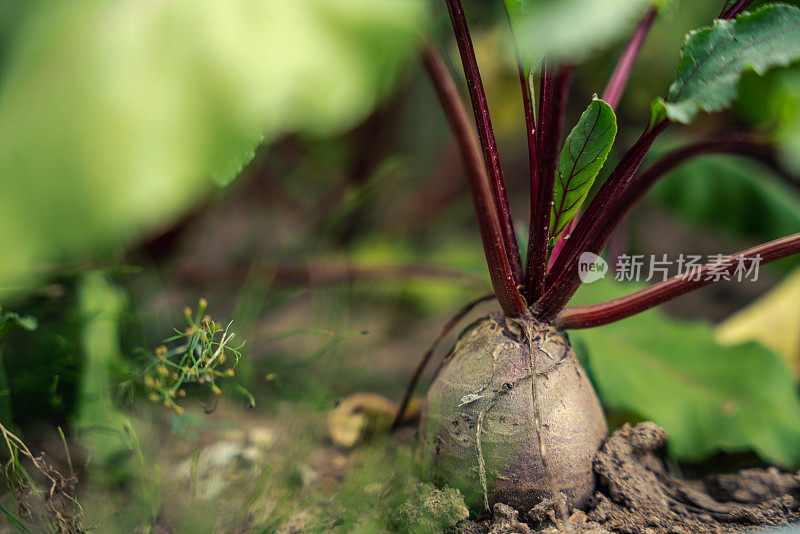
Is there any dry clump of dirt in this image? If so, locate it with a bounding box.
[589,422,800,533]
[463,422,800,534]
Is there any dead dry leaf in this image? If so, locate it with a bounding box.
[328,392,399,449]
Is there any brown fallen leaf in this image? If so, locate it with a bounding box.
[327,392,421,448]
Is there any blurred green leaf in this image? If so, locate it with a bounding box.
[503,0,651,63]
[570,279,800,466]
[649,153,800,263]
[738,65,800,173]
[773,69,800,173]
[0,308,36,426]
[551,98,617,239]
[0,0,424,297]
[0,309,37,345]
[654,4,800,124]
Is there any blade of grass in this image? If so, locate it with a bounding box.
[0,502,31,533]
[56,427,74,478]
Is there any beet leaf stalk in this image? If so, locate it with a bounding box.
[555,232,800,329]
[548,7,656,272]
[538,3,800,321]
[500,3,541,300]
[421,45,527,317]
[540,134,773,321]
[601,7,658,110]
[536,119,669,319]
[594,135,772,239]
[443,0,524,286]
[501,4,537,213]
[537,5,663,319]
[525,62,573,302]
[720,0,755,19]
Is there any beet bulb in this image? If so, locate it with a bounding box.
[421,314,607,511]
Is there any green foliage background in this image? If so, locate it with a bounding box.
[0,0,799,530]
[0,0,424,297]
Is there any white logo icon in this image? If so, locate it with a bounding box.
[578,252,608,283]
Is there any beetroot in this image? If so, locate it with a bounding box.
[408,0,800,519]
[421,315,606,511]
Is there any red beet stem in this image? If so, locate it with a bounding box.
[422,45,527,317]
[555,232,800,329]
[601,8,657,111]
[443,0,523,285]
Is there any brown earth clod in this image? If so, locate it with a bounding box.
[590,422,800,533]
[465,422,800,533]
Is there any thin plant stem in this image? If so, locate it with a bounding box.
[719,0,754,19]
[555,232,800,329]
[500,2,539,294]
[603,136,773,241]
[391,293,495,431]
[551,135,772,312]
[422,44,527,317]
[602,8,657,110]
[444,0,523,283]
[597,135,773,277]
[525,62,573,302]
[537,120,669,319]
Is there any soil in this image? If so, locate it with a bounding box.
[458,422,800,534]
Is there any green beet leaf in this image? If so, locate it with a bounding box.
[571,279,800,466]
[550,98,616,240]
[654,3,800,125]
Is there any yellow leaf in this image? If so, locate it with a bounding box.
[327,392,421,448]
[715,268,800,379]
